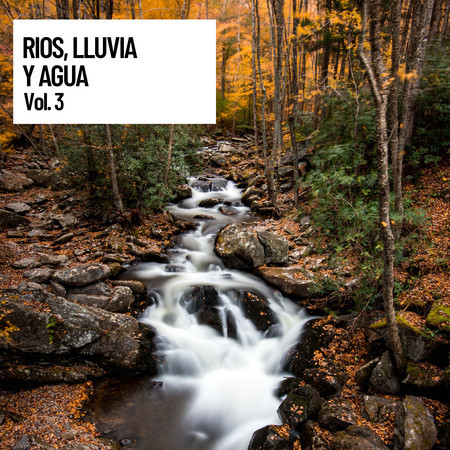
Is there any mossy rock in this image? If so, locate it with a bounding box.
[426,304,450,334]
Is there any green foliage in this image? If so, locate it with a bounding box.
[407,41,450,172]
[301,85,379,254]
[59,124,202,211]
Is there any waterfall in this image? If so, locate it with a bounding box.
[123,177,310,450]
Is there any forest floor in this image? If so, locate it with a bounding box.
[0,140,448,449]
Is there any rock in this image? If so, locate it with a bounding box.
[242,186,264,206]
[69,282,112,297]
[362,395,399,423]
[355,358,380,392]
[402,361,447,394]
[0,171,33,192]
[199,198,221,208]
[172,184,192,202]
[5,202,31,215]
[53,233,75,245]
[34,194,48,205]
[26,168,60,187]
[394,396,437,450]
[278,385,322,429]
[127,242,167,261]
[53,264,111,287]
[318,398,358,431]
[301,421,328,450]
[238,291,279,332]
[0,209,30,229]
[181,286,236,338]
[111,280,147,294]
[27,282,44,291]
[256,229,289,265]
[12,434,31,450]
[371,316,440,362]
[54,214,78,228]
[0,289,157,373]
[302,361,349,398]
[101,254,123,265]
[248,424,299,450]
[24,268,54,283]
[331,425,389,449]
[12,258,41,269]
[51,281,66,297]
[426,304,450,334]
[368,351,401,394]
[215,223,289,269]
[37,253,68,266]
[191,179,211,192]
[215,223,265,269]
[210,154,228,167]
[211,178,228,191]
[256,266,317,299]
[106,286,136,313]
[282,319,334,377]
[67,293,110,309]
[108,262,123,277]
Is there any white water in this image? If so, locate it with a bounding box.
[129,178,310,450]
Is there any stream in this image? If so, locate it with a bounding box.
[106,177,310,449]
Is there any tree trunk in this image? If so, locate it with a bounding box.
[104,124,125,215]
[164,124,175,186]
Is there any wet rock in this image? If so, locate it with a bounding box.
[248,424,299,449]
[356,358,381,392]
[106,286,136,313]
[362,395,399,423]
[172,184,192,202]
[191,179,211,192]
[278,385,322,429]
[393,396,437,450]
[257,266,316,299]
[282,319,334,377]
[0,289,157,373]
[211,179,228,191]
[331,425,389,449]
[199,198,221,208]
[276,377,304,397]
[302,361,349,398]
[318,398,358,431]
[5,202,31,215]
[368,351,401,394]
[426,304,450,334]
[112,280,147,294]
[0,209,30,229]
[26,168,61,187]
[127,242,167,261]
[238,291,279,332]
[53,233,75,245]
[53,264,111,287]
[241,186,264,206]
[301,421,328,450]
[24,268,54,283]
[69,282,112,297]
[54,213,78,228]
[0,171,33,191]
[401,361,447,394]
[12,257,41,269]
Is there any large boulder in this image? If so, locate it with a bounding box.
[0,170,33,191]
[215,223,289,269]
[256,266,317,299]
[278,385,322,429]
[331,425,389,449]
[0,209,30,229]
[318,398,358,431]
[362,395,399,423]
[393,396,437,450]
[52,264,111,287]
[24,268,54,283]
[302,361,349,398]
[301,421,328,450]
[26,168,61,187]
[0,289,157,373]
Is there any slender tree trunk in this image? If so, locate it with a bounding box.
[251,0,259,154]
[164,124,175,186]
[104,124,125,215]
[358,0,406,372]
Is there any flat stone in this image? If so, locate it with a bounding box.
[53,233,75,245]
[111,280,147,294]
[24,268,54,283]
[0,171,33,192]
[5,202,31,215]
[12,258,41,269]
[53,264,111,287]
[0,209,30,229]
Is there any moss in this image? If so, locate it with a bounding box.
[370,316,432,338]
[426,304,450,333]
